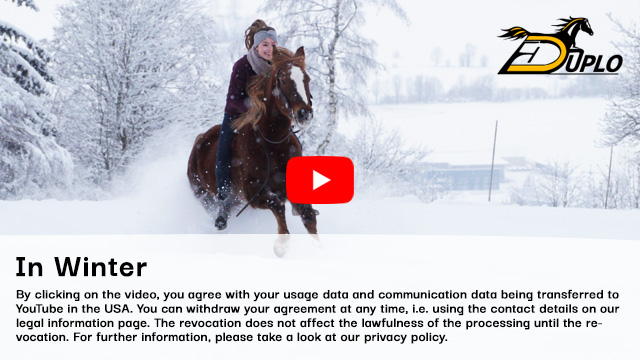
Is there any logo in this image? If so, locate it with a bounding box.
[286,156,354,204]
[498,17,623,75]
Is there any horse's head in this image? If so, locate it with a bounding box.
[272,46,313,128]
[556,17,593,37]
[580,18,594,36]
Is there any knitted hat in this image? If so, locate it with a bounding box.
[253,29,278,48]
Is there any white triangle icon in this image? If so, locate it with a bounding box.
[313,170,331,190]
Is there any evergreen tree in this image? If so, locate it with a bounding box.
[0,0,73,199]
[0,0,52,95]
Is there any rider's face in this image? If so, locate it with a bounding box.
[256,38,277,61]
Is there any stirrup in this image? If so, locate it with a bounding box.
[215,215,227,230]
[215,195,231,230]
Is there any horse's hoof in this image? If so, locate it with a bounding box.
[273,234,290,258]
[215,216,227,230]
[273,244,287,258]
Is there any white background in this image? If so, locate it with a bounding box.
[2,235,639,359]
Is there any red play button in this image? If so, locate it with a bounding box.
[286,156,354,204]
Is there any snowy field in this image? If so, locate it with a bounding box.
[1,99,637,240]
[345,98,615,168]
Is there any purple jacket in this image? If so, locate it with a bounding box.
[224,55,256,118]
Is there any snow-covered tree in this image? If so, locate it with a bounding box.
[508,160,581,208]
[261,0,408,155]
[392,74,403,104]
[51,0,218,186]
[599,150,640,209]
[430,46,443,67]
[535,159,581,208]
[345,117,431,198]
[458,43,476,68]
[509,175,539,206]
[410,75,424,103]
[422,76,443,103]
[602,15,640,147]
[1,0,73,199]
[0,0,52,95]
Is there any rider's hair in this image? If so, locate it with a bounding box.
[245,20,275,51]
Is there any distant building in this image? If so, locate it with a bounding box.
[418,163,505,191]
[410,153,525,191]
[501,156,539,172]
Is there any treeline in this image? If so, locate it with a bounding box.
[509,154,640,210]
[373,73,613,104]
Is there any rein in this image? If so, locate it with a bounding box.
[256,125,293,144]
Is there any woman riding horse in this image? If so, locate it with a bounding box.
[187,40,318,235]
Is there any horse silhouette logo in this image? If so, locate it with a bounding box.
[498,17,622,74]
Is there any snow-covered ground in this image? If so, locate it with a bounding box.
[3,192,637,239]
[344,98,615,168]
[1,99,636,240]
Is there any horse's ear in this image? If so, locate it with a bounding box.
[273,46,282,57]
[295,46,305,58]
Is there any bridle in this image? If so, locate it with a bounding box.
[253,67,295,144]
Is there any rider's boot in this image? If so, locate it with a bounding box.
[215,186,231,230]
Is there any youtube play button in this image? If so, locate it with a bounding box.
[313,170,331,190]
[287,156,354,204]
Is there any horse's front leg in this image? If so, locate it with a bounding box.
[267,191,289,234]
[291,203,318,234]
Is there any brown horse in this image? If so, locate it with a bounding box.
[187,46,318,234]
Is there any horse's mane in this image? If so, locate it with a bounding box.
[554,17,585,33]
[232,47,306,130]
